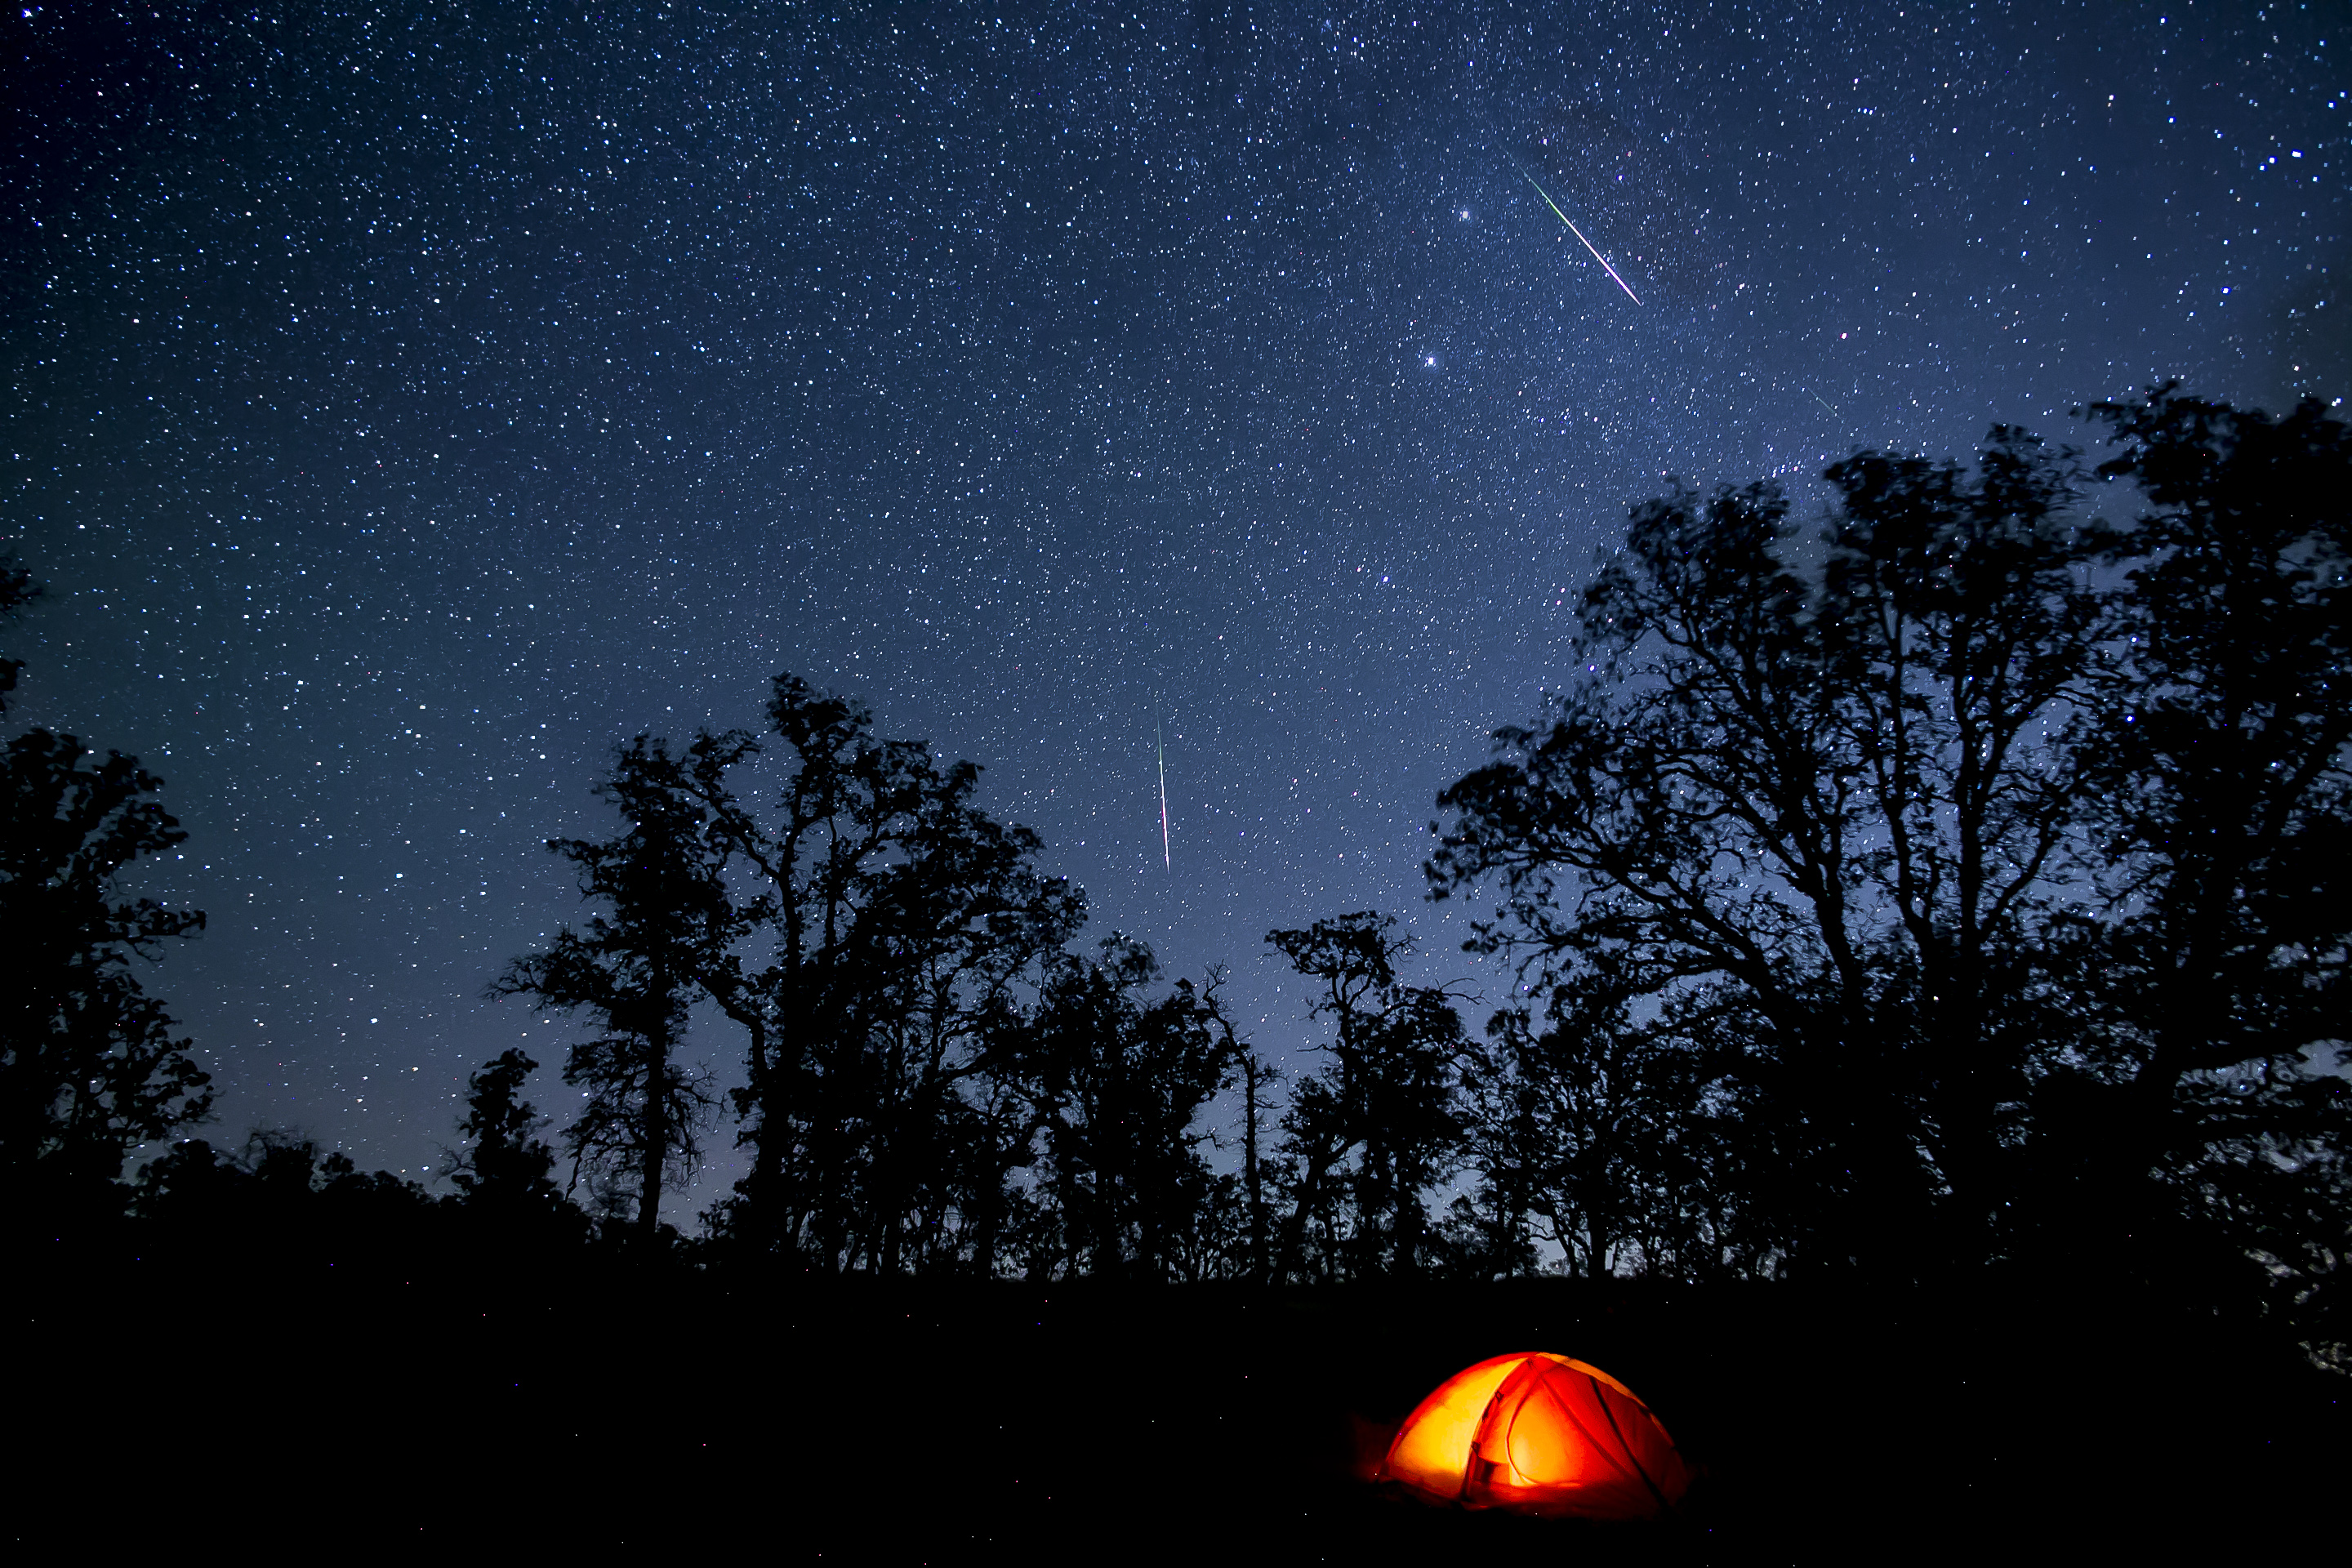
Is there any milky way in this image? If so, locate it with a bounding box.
[6,2,2343,1204]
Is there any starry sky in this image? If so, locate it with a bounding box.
[6,1,2345,1206]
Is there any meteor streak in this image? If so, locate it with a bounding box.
[1517,164,1642,305]
[1154,695,1170,872]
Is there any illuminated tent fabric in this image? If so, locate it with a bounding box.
[1376,1352,1692,1520]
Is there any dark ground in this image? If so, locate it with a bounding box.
[13,1252,2344,1563]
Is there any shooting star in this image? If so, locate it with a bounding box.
[1154,694,1171,872]
[1515,163,1642,305]
[1814,392,1842,418]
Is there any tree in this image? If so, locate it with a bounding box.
[445,1049,568,1223]
[1455,950,1762,1281]
[1013,938,1235,1282]
[1431,430,2100,1274]
[840,750,1081,1275]
[132,1129,434,1263]
[2,729,211,1222]
[1815,434,2100,1249]
[1200,965,1279,1284]
[2060,386,2352,1283]
[1267,912,1465,1281]
[490,733,746,1243]
[0,555,33,715]
[701,675,1082,1272]
[697,675,911,1254]
[1428,395,2352,1310]
[2,559,211,1224]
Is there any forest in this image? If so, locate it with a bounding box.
[8,385,2348,1553]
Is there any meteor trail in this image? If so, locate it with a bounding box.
[1154,695,1170,872]
[1516,164,1642,305]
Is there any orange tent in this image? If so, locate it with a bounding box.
[1376,1352,1692,1521]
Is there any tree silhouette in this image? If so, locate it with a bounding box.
[446,1048,569,1223]
[1200,965,1278,1284]
[1455,949,1755,1281]
[491,733,745,1243]
[1012,938,1235,1282]
[697,675,910,1254]
[131,1129,435,1265]
[1429,397,2350,1312]
[842,750,1081,1274]
[1815,434,2100,1256]
[0,554,34,716]
[1432,430,2100,1273]
[2061,386,2352,1283]
[1267,912,1465,1281]
[701,674,1081,1272]
[2,559,210,1226]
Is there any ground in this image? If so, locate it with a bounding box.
[16,1256,2344,1561]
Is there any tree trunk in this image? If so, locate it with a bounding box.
[639,1032,669,1244]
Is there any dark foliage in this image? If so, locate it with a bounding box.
[1,564,209,1232]
[125,1045,599,1272]
[488,733,743,1241]
[1431,430,2104,1272]
[1453,951,1753,1282]
[1267,912,1468,1281]
[684,675,1087,1272]
[2059,389,2352,1317]
[1428,386,2350,1352]
[1010,938,1237,1281]
[0,553,33,715]
[131,1129,438,1264]
[443,1048,581,1247]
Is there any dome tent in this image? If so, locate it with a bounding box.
[1376,1352,1692,1520]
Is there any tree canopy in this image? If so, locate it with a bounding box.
[10,387,2344,1367]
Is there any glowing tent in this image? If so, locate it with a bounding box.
[1376,1352,1692,1521]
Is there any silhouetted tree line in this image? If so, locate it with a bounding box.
[5,386,2345,1356]
[1431,386,2350,1352]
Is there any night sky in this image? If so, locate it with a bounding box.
[7,1,2344,1209]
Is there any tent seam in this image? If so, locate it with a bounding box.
[1588,1374,1673,1516]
